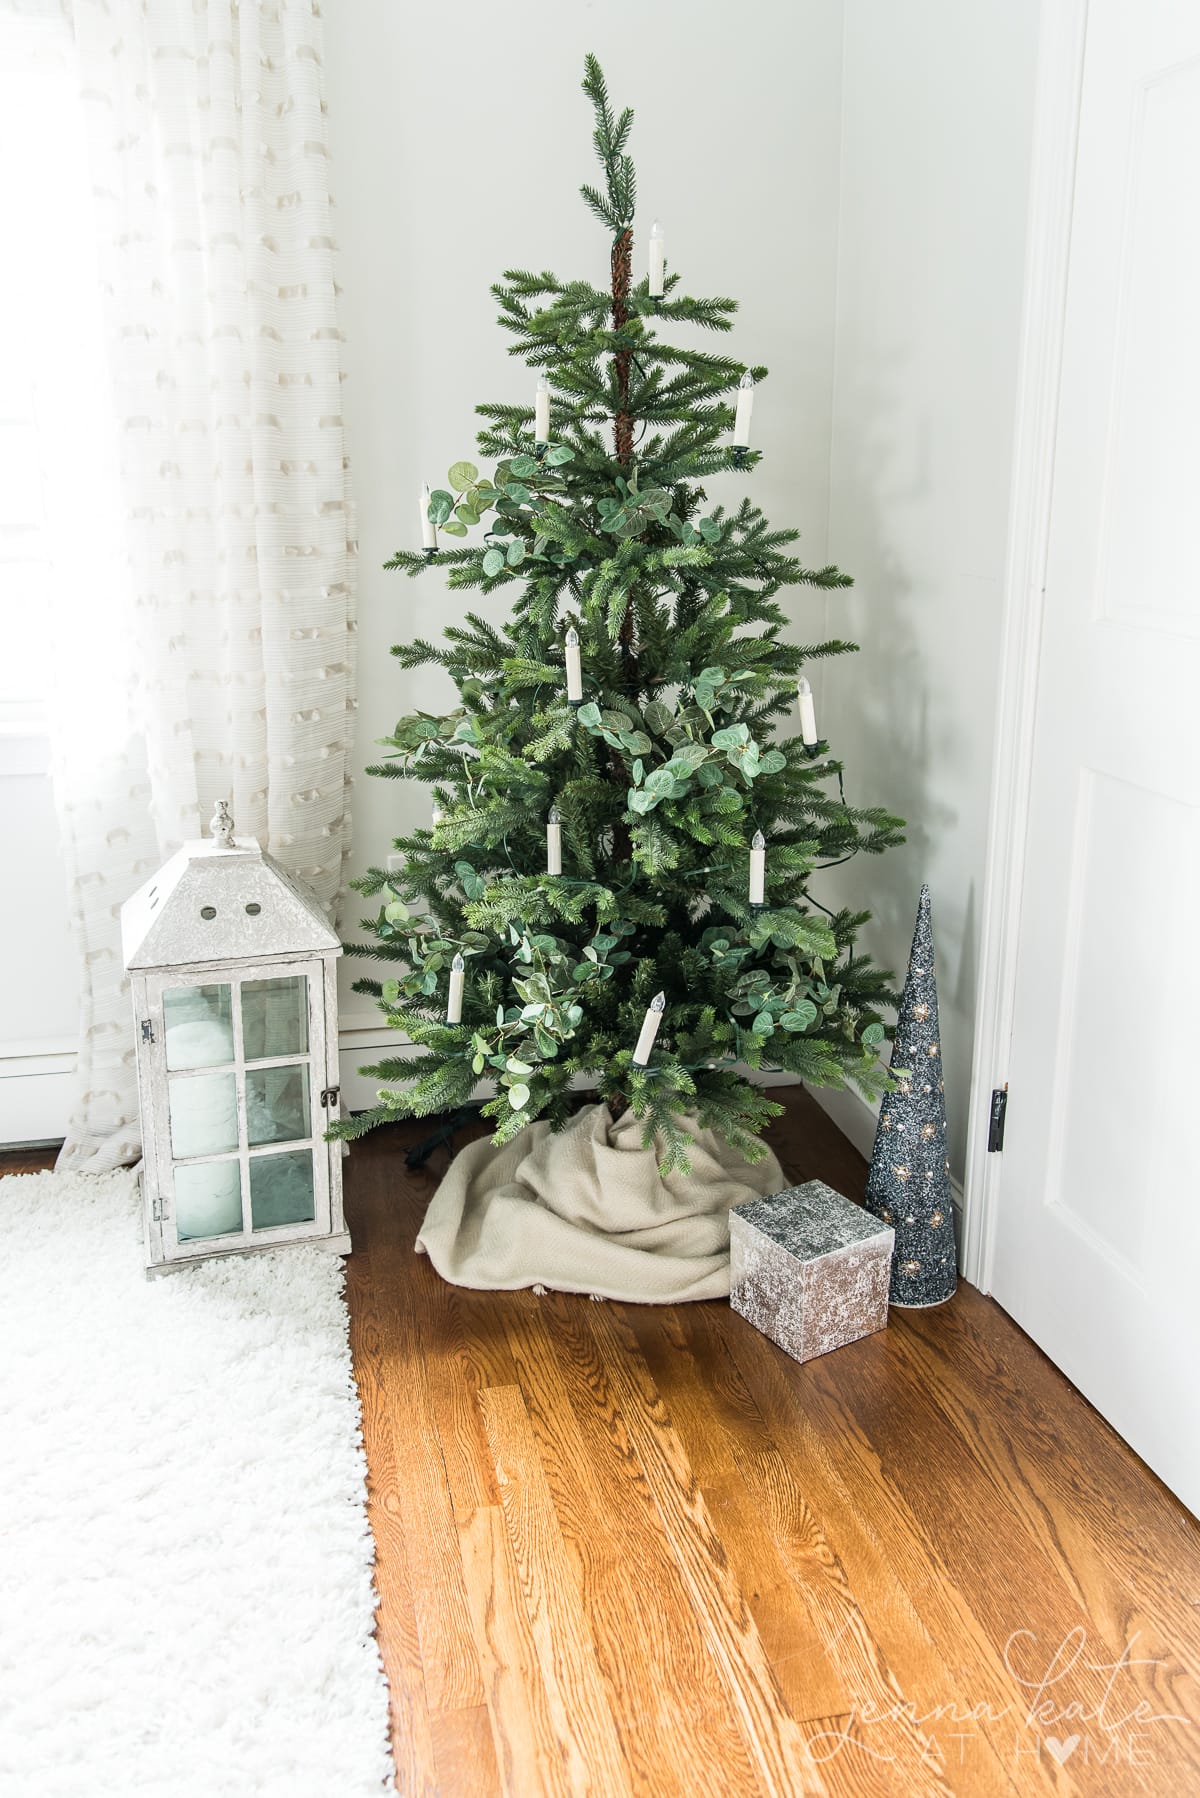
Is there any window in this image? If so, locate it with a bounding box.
[0,10,124,732]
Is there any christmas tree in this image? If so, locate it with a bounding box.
[336,56,904,1173]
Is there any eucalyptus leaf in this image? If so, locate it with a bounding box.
[428,490,454,527]
[448,460,479,491]
[441,521,468,537]
[862,1022,886,1046]
[509,454,539,478]
[506,539,526,567]
[577,701,602,728]
[508,1082,530,1110]
[544,444,574,465]
[482,547,506,577]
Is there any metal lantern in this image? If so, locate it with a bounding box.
[121,803,349,1274]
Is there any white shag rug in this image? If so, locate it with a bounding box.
[0,1168,393,1798]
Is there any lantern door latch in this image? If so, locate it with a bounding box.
[152,1196,165,1222]
[320,1085,340,1109]
[141,1020,155,1044]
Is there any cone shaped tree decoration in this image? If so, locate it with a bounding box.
[865,885,957,1307]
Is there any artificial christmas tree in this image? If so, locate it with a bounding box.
[337,57,903,1198]
[863,885,958,1307]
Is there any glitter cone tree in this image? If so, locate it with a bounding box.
[337,57,905,1175]
[864,885,957,1307]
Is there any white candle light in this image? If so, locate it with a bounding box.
[749,829,766,906]
[420,482,438,551]
[565,626,583,704]
[632,992,666,1067]
[431,799,444,828]
[796,675,818,746]
[648,219,665,299]
[732,371,755,448]
[447,952,465,1025]
[534,373,551,444]
[546,805,562,876]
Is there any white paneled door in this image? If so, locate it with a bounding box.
[992,0,1200,1510]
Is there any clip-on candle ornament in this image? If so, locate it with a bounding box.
[446,952,465,1025]
[748,829,767,909]
[631,992,667,1069]
[430,799,444,829]
[648,219,665,302]
[420,482,438,560]
[534,373,551,454]
[564,626,583,707]
[731,371,754,467]
[796,674,826,758]
[546,805,563,876]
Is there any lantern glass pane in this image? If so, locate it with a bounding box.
[174,1159,243,1240]
[168,1072,239,1159]
[241,977,309,1061]
[245,1065,310,1146]
[164,984,234,1069]
[249,1149,315,1230]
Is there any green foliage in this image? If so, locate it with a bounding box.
[347,57,905,1173]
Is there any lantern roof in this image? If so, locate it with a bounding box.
[122,807,341,973]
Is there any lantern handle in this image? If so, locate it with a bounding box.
[210,800,235,848]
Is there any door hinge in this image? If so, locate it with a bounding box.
[141,1020,155,1044]
[987,1085,1009,1153]
[152,1196,166,1222]
[320,1085,340,1109]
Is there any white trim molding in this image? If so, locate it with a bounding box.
[962,0,1090,1291]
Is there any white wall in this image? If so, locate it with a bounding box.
[323,0,847,1054]
[815,0,1042,1179]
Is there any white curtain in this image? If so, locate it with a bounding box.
[37,0,356,1170]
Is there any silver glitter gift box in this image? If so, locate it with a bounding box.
[729,1181,894,1363]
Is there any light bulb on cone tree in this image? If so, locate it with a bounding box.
[534,373,551,444]
[732,372,754,448]
[546,806,562,876]
[648,220,665,299]
[796,675,818,746]
[632,992,666,1067]
[446,953,465,1025]
[420,482,438,550]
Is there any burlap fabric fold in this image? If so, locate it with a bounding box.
[415,1101,784,1303]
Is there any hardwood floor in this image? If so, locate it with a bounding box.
[342,1090,1200,1798]
[8,1100,1199,1794]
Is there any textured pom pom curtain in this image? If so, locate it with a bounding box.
[5,0,357,1169]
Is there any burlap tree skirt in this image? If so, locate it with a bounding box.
[415,1102,784,1304]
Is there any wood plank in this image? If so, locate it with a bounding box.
[502,1292,765,1798]
[479,1383,631,1796]
[705,1301,1091,1795]
[625,1298,970,1790]
[584,1300,828,1797]
[345,1247,440,1797]
[364,1177,486,1716]
[458,1502,575,1798]
[429,1705,503,1798]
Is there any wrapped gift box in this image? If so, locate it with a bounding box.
[729,1180,894,1363]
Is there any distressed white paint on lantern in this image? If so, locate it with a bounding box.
[121,806,350,1274]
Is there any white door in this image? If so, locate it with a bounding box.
[991,0,1200,1510]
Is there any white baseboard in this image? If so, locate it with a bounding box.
[0,1061,76,1148]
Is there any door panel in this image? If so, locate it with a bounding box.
[994,0,1200,1511]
